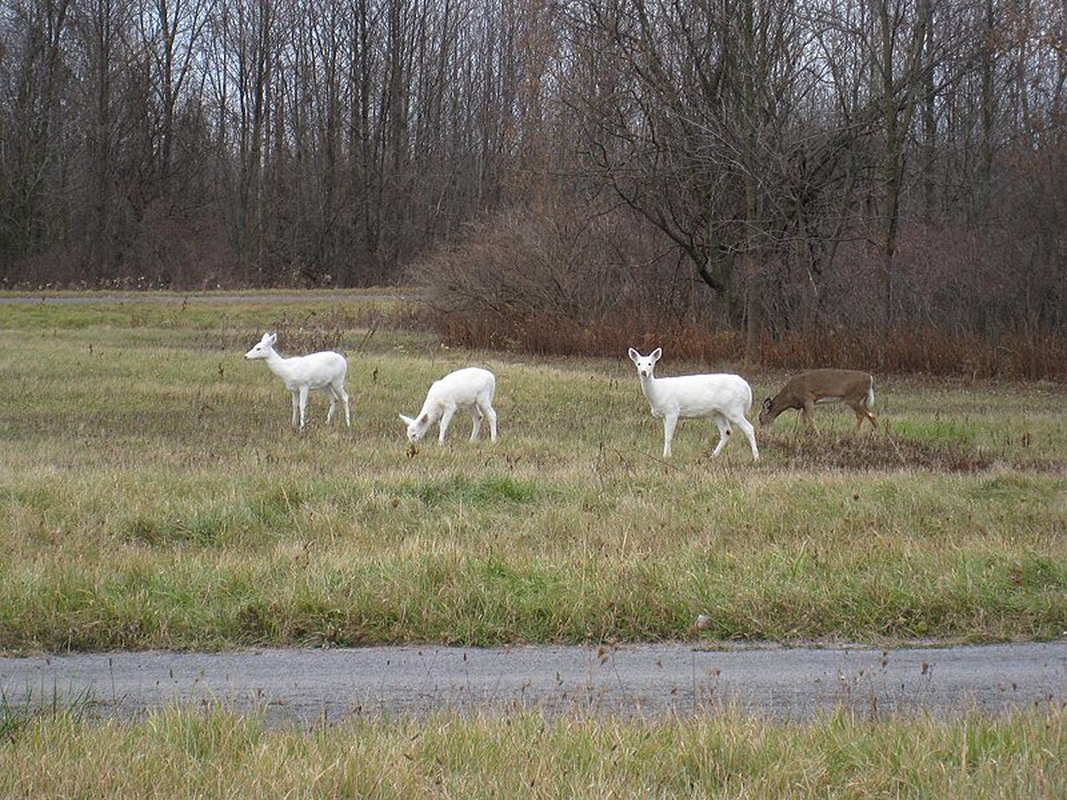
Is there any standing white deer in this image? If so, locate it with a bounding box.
[628,347,759,460]
[758,369,876,431]
[399,367,498,445]
[244,332,351,428]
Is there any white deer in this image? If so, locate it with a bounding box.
[244,331,351,428]
[628,347,759,460]
[758,369,877,431]
[399,367,498,445]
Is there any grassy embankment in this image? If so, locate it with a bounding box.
[0,295,1064,652]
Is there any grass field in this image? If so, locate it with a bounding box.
[1,294,1063,652]
[1,294,1065,795]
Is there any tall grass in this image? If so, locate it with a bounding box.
[1,704,1064,797]
[0,297,1065,652]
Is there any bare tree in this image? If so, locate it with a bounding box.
[0,0,71,280]
[0,0,1061,352]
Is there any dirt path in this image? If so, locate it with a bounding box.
[3,642,1064,726]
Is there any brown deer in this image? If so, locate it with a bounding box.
[759,369,877,431]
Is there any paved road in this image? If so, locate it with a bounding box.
[2,642,1064,726]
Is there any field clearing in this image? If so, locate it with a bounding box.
[0,296,1065,652]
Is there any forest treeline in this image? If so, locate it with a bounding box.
[1,0,1064,356]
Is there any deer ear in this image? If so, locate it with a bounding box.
[399,413,415,426]
[266,332,277,345]
[628,348,640,362]
[651,347,662,361]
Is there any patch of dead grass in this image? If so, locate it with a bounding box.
[760,432,997,473]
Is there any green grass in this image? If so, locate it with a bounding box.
[0,297,1065,651]
[0,704,1063,797]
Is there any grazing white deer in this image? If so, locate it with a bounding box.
[244,332,351,428]
[758,369,876,431]
[628,347,759,460]
[399,367,498,445]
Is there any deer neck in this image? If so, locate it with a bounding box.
[264,349,292,380]
[771,394,796,415]
[639,373,663,404]
[765,393,798,422]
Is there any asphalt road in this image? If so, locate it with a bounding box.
[2,642,1064,726]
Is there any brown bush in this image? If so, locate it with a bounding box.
[431,311,743,362]
[409,194,1067,381]
[408,199,711,325]
[759,326,1067,381]
[429,310,1067,381]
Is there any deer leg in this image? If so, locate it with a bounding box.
[802,400,817,432]
[847,401,877,432]
[662,414,678,458]
[298,385,310,428]
[336,383,351,427]
[863,406,878,429]
[438,405,457,444]
[469,405,483,441]
[733,414,760,461]
[711,415,732,457]
[479,400,498,442]
[290,390,300,427]
[325,387,338,425]
[852,404,865,432]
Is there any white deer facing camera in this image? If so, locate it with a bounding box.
[400,367,498,446]
[628,347,759,461]
[244,331,351,428]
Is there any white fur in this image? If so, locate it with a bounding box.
[244,331,351,428]
[399,367,498,445]
[628,347,759,460]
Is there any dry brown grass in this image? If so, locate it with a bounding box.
[430,311,1067,381]
[758,432,995,473]
[3,705,1065,797]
